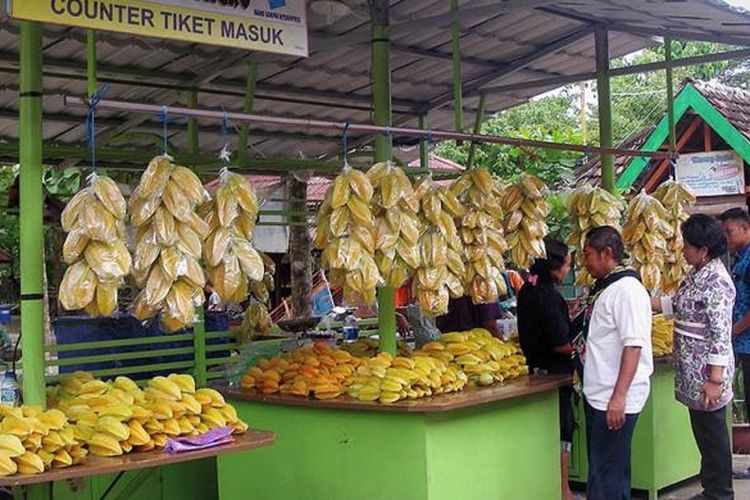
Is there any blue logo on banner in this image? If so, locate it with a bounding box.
[268,0,286,9]
[312,285,335,316]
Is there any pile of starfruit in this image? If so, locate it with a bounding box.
[49,372,247,457]
[451,167,509,304]
[0,405,86,476]
[316,165,382,306]
[653,180,695,293]
[503,173,549,269]
[59,174,132,316]
[623,190,673,291]
[368,161,423,288]
[130,156,209,332]
[566,186,624,286]
[200,170,265,304]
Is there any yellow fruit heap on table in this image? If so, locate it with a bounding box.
[411,175,465,316]
[419,329,528,386]
[59,174,132,317]
[240,342,361,399]
[130,156,210,332]
[653,180,696,293]
[368,161,423,289]
[450,167,509,304]
[0,405,87,476]
[347,351,467,404]
[622,190,673,292]
[652,314,674,358]
[316,165,382,306]
[566,186,624,287]
[48,372,247,457]
[200,170,265,305]
[503,173,549,270]
[340,338,412,359]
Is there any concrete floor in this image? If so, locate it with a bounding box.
[572,455,750,499]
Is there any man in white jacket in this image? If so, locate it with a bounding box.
[581,226,653,500]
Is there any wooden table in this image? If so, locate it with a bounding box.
[0,430,275,488]
[219,373,571,412]
[218,374,571,500]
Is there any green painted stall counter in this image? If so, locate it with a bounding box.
[569,357,701,500]
[216,374,571,500]
[0,430,275,500]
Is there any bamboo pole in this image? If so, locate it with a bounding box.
[595,26,615,193]
[450,0,463,133]
[86,30,96,98]
[419,115,430,169]
[467,94,486,169]
[64,97,673,161]
[665,37,677,172]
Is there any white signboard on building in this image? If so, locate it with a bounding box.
[675,150,745,197]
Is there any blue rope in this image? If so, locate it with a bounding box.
[342,122,350,163]
[161,106,170,155]
[84,83,111,171]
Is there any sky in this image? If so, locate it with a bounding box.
[727,0,750,10]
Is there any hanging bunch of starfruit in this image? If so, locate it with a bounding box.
[315,164,382,306]
[238,253,276,343]
[566,186,624,286]
[411,175,465,317]
[652,180,696,293]
[450,167,509,304]
[622,190,673,292]
[130,156,210,333]
[200,170,265,305]
[59,174,132,317]
[368,161,423,289]
[503,173,549,269]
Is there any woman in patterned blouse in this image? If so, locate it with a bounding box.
[653,214,735,500]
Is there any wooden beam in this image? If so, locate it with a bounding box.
[643,116,702,193]
[704,121,712,152]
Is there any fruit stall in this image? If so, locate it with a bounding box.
[1,1,750,499]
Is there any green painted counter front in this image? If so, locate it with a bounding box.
[569,360,701,499]
[218,388,563,499]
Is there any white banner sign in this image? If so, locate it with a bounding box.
[675,150,745,197]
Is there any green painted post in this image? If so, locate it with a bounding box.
[451,0,463,132]
[86,30,96,98]
[595,26,615,193]
[19,21,46,408]
[665,38,677,155]
[238,61,258,161]
[370,0,396,355]
[186,91,207,388]
[419,116,429,169]
[467,94,486,169]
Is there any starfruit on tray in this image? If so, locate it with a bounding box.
[316,164,382,307]
[201,169,265,306]
[450,167,510,305]
[410,175,464,317]
[651,180,695,293]
[502,173,549,270]
[622,189,673,292]
[566,186,624,287]
[59,174,131,317]
[368,161,422,288]
[130,156,209,332]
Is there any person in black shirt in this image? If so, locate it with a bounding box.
[517,239,575,500]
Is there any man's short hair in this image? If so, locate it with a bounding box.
[719,207,750,224]
[585,225,625,263]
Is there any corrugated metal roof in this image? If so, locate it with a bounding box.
[0,1,748,168]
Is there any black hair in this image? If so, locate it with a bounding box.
[681,214,728,259]
[584,225,625,263]
[528,239,569,284]
[719,207,750,224]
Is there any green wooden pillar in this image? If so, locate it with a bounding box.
[595,26,615,193]
[419,116,429,170]
[19,21,46,408]
[238,61,258,162]
[467,94,486,169]
[86,30,96,97]
[450,0,463,132]
[370,0,396,355]
[186,89,207,387]
[665,38,676,155]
